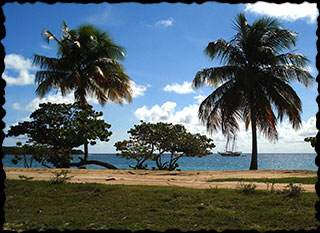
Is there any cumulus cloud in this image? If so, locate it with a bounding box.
[130,81,148,98]
[3,54,37,86]
[135,101,177,123]
[163,81,195,94]
[13,81,148,112]
[194,94,206,104]
[278,116,317,139]
[13,92,75,112]
[134,101,317,153]
[155,17,175,28]
[244,2,318,24]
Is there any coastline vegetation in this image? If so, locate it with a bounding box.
[115,121,215,170]
[6,103,114,169]
[2,146,83,155]
[4,179,317,232]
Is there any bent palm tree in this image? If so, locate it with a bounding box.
[192,13,313,170]
[33,21,132,163]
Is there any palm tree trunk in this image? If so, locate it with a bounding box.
[249,115,258,170]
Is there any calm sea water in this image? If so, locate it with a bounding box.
[2,153,318,171]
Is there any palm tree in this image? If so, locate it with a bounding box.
[33,21,132,164]
[192,13,314,170]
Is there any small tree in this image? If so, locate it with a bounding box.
[114,121,156,169]
[6,102,113,168]
[115,121,215,170]
[10,142,35,168]
[304,136,317,148]
[115,139,152,169]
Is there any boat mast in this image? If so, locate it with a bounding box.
[232,136,235,152]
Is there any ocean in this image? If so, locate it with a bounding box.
[2,153,318,171]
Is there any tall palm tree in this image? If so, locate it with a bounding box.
[33,21,132,163]
[192,13,314,170]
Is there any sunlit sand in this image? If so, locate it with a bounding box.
[4,167,316,193]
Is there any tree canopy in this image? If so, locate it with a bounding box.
[6,102,113,168]
[115,121,215,170]
[33,21,133,165]
[192,13,314,170]
[33,21,132,106]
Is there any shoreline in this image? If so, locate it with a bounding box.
[4,167,317,193]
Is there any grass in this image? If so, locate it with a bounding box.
[207,176,318,184]
[4,179,319,232]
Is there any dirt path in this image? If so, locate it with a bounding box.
[4,167,317,193]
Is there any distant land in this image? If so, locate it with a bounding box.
[2,146,83,155]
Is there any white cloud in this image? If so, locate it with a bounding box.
[244,2,318,24]
[164,81,195,94]
[84,5,122,26]
[5,54,36,70]
[13,81,148,112]
[13,92,75,112]
[134,101,317,153]
[86,10,110,25]
[278,116,317,139]
[194,94,206,104]
[30,92,75,112]
[41,44,52,50]
[155,17,175,28]
[12,103,23,110]
[130,81,148,98]
[4,54,37,86]
[135,101,177,122]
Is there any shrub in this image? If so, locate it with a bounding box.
[265,182,276,194]
[50,170,74,185]
[282,183,304,197]
[236,182,256,194]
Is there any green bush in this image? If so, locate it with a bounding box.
[49,170,74,185]
[282,183,304,197]
[236,182,256,194]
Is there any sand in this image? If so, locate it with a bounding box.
[4,167,317,193]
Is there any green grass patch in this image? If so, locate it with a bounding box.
[207,176,318,184]
[4,179,318,232]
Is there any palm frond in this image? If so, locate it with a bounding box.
[268,64,314,87]
[277,53,309,67]
[205,39,245,65]
[42,29,61,45]
[193,66,242,88]
[199,80,242,136]
[232,13,249,37]
[259,73,302,130]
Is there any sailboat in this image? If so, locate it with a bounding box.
[218,135,242,156]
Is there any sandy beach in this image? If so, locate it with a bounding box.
[4,167,317,193]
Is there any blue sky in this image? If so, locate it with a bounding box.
[2,2,318,154]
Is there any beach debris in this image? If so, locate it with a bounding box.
[105,178,116,181]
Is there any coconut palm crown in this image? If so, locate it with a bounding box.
[33,21,132,106]
[192,13,314,170]
[33,21,132,164]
